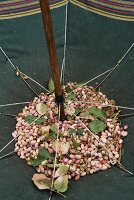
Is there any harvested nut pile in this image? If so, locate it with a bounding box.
[12,82,128,192]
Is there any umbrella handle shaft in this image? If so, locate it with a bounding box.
[39,0,65,120]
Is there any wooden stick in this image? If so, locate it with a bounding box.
[39,0,65,121]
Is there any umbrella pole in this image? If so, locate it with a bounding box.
[39,0,65,121]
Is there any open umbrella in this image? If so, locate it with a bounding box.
[0,0,134,200]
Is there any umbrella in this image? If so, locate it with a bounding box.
[0,0,134,200]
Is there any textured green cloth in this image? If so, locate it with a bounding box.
[0,4,134,200]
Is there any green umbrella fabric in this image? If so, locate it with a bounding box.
[0,1,134,200]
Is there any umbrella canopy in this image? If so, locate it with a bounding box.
[0,1,134,200]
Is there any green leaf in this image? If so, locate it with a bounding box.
[52,141,70,155]
[24,115,45,125]
[50,124,58,133]
[80,111,90,118]
[65,85,72,93]
[75,82,84,88]
[89,119,106,133]
[76,128,84,136]
[40,126,50,136]
[39,149,51,158]
[48,132,57,139]
[55,165,69,178]
[54,175,68,193]
[89,107,107,120]
[69,128,75,136]
[67,92,75,100]
[65,106,75,116]
[31,149,51,167]
[76,83,83,87]
[75,108,82,116]
[72,136,79,149]
[32,174,51,190]
[48,78,55,92]
[36,103,48,115]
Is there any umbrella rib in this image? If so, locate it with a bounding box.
[0,112,46,154]
[0,150,15,160]
[71,100,134,111]
[0,46,49,93]
[95,42,134,89]
[0,101,30,108]
[49,104,61,200]
[60,2,69,85]
[67,42,134,95]
[65,103,134,175]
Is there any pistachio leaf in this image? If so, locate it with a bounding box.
[65,106,75,116]
[31,149,51,167]
[40,126,50,136]
[69,128,75,136]
[75,108,82,116]
[32,174,51,190]
[24,115,45,125]
[72,136,79,149]
[52,141,70,155]
[50,124,58,133]
[89,119,106,133]
[67,92,75,100]
[48,125,58,139]
[65,85,72,93]
[76,128,84,136]
[89,107,107,120]
[48,132,57,139]
[48,78,55,92]
[36,103,48,115]
[80,111,91,118]
[55,165,69,178]
[75,82,84,88]
[54,175,68,193]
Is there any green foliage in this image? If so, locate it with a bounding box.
[72,136,79,149]
[54,175,68,193]
[76,128,84,136]
[32,174,51,190]
[89,119,106,133]
[36,103,48,115]
[89,107,107,120]
[67,92,75,100]
[31,149,51,167]
[24,115,45,125]
[65,85,72,93]
[55,165,69,178]
[48,78,55,92]
[75,108,82,116]
[69,128,75,136]
[50,124,58,133]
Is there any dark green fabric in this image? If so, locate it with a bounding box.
[0,4,134,200]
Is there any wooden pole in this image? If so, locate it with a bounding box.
[39,0,65,121]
